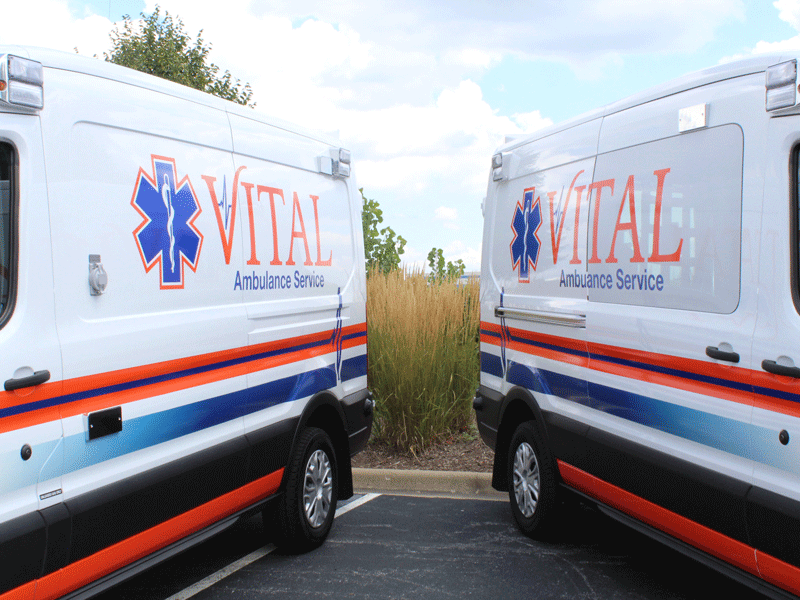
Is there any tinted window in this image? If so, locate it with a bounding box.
[0,143,13,316]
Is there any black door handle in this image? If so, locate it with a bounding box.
[762,360,800,378]
[4,370,51,391]
[705,346,740,363]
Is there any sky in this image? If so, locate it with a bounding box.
[4,0,800,271]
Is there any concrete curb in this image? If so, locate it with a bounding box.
[352,467,506,500]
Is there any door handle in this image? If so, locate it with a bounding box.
[4,370,51,391]
[762,360,800,378]
[705,346,740,363]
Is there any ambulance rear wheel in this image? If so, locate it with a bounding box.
[274,427,338,552]
[507,420,557,538]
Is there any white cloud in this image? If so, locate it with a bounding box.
[748,0,800,56]
[442,240,481,272]
[753,36,800,53]
[435,207,459,230]
[435,207,458,221]
[0,0,113,56]
[4,0,748,274]
[775,0,800,31]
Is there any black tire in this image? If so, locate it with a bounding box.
[272,427,338,552]
[507,420,558,538]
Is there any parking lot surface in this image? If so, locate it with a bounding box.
[96,492,763,600]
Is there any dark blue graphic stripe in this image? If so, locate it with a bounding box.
[0,334,367,420]
[483,329,800,406]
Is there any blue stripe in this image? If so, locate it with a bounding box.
[480,352,503,378]
[341,355,367,382]
[483,357,799,471]
[0,335,366,420]
[484,327,800,406]
[62,365,340,475]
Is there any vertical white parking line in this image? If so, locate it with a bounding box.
[165,544,276,600]
[334,492,381,518]
[165,493,381,600]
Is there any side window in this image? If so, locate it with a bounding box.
[0,142,13,319]
[587,125,743,313]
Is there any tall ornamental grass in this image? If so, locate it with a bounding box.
[367,268,480,453]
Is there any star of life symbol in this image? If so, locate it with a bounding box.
[132,156,203,289]
[510,187,542,283]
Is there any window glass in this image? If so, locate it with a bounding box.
[0,143,13,316]
[587,125,743,313]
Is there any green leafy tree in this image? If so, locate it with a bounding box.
[427,248,465,283]
[361,188,406,274]
[105,5,254,107]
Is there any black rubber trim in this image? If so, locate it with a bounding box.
[245,418,297,482]
[0,510,45,594]
[546,412,752,545]
[746,485,800,566]
[66,436,251,563]
[2,403,356,595]
[567,487,798,600]
[40,502,71,576]
[60,491,280,600]
[341,388,374,456]
[474,385,503,450]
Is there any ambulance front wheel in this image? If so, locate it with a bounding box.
[274,427,338,552]
[507,420,557,538]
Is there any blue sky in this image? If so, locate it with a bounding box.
[5,1,800,270]
[479,3,797,124]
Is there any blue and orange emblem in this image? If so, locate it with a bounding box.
[132,156,203,289]
[510,187,542,283]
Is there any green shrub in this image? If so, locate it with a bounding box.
[367,267,479,453]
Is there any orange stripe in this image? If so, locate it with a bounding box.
[0,582,34,600]
[1,468,284,600]
[558,460,760,577]
[0,324,367,434]
[482,321,800,418]
[559,460,800,596]
[756,551,800,596]
[587,349,753,408]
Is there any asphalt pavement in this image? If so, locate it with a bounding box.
[93,470,765,600]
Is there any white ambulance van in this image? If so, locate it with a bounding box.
[0,46,372,599]
[475,55,800,598]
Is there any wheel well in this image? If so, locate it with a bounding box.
[492,396,537,492]
[302,398,354,500]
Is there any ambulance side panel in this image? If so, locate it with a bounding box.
[750,114,800,578]
[478,119,600,447]
[37,66,260,570]
[226,110,368,482]
[578,75,764,558]
[0,113,64,598]
[0,54,368,599]
[478,67,800,596]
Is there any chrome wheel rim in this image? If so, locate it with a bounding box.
[513,441,540,518]
[303,449,333,528]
